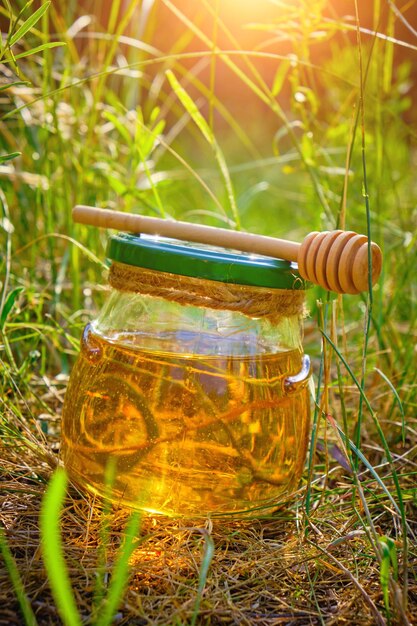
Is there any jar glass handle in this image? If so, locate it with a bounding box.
[283,354,311,395]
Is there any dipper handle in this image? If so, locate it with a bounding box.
[72,205,382,294]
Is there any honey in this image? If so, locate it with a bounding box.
[61,323,310,517]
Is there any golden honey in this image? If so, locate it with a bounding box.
[61,323,310,517]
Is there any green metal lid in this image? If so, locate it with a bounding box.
[107,233,306,290]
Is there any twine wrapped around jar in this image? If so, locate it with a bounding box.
[109,261,306,324]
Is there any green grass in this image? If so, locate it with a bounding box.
[1,0,416,624]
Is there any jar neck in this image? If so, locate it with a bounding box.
[108,262,306,325]
[93,287,305,357]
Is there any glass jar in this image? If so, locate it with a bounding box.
[61,233,311,517]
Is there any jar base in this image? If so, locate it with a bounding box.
[65,464,298,520]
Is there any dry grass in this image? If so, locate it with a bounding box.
[1,449,415,626]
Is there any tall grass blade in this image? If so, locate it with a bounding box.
[190,531,215,626]
[375,367,406,444]
[9,2,51,47]
[0,151,21,163]
[40,468,82,626]
[304,302,327,522]
[95,510,142,626]
[0,82,29,92]
[0,525,38,626]
[92,459,118,614]
[378,536,399,625]
[353,0,375,470]
[0,286,24,331]
[166,70,212,145]
[15,233,107,269]
[13,42,66,60]
[166,69,239,226]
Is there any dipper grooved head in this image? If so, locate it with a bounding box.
[298,230,382,294]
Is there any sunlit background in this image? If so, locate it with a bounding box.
[71,0,417,129]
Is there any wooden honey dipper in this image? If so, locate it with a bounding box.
[73,205,382,295]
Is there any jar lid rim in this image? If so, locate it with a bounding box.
[106,233,306,290]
